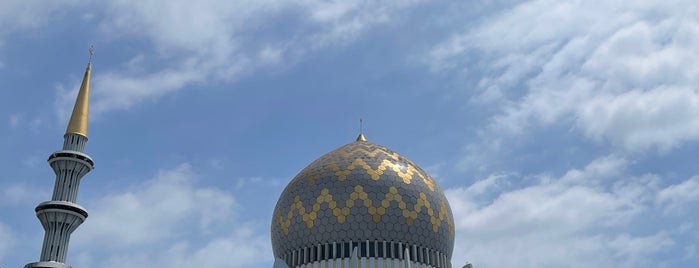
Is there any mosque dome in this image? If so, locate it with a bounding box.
[271,135,454,267]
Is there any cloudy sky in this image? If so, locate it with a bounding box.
[1,0,698,267]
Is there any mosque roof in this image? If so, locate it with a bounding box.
[271,134,455,259]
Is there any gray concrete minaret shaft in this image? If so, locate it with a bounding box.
[25,60,94,268]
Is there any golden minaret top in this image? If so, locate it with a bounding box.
[65,46,93,138]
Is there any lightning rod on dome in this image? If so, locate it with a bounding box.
[356,117,367,141]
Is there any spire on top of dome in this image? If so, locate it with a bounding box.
[356,118,367,141]
[65,46,93,138]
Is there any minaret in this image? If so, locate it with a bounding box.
[25,51,94,268]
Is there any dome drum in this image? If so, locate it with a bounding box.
[279,240,451,268]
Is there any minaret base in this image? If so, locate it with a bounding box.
[25,262,71,268]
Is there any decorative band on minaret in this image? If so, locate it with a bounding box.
[25,51,94,268]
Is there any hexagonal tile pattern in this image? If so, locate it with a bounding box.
[271,139,454,263]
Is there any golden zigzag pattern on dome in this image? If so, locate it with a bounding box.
[330,146,401,161]
[276,185,453,237]
[302,158,436,191]
[293,147,436,191]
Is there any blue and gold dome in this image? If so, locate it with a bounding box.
[271,135,454,267]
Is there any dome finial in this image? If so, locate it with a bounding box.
[65,46,93,138]
[356,118,366,141]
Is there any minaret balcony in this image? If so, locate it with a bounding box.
[48,150,94,170]
[24,261,72,268]
[35,201,88,224]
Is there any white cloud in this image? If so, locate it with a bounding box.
[46,0,426,121]
[74,163,235,247]
[1,183,45,205]
[91,67,207,116]
[578,87,699,152]
[449,181,631,238]
[446,156,683,267]
[656,176,699,213]
[74,225,269,268]
[0,223,14,260]
[70,163,273,267]
[429,0,699,154]
[608,232,674,260]
[685,244,698,259]
[8,114,19,128]
[457,173,512,198]
[559,155,628,185]
[61,0,424,118]
[234,176,282,190]
[0,0,82,39]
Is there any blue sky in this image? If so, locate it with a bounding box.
[1,0,698,267]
